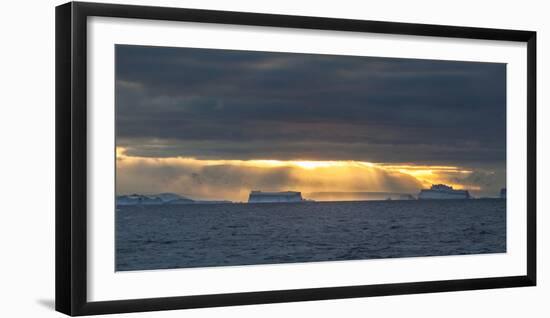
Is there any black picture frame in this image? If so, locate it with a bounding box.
[55,1,537,316]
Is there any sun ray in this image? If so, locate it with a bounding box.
[115,146,484,201]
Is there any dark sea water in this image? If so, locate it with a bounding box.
[116,199,506,271]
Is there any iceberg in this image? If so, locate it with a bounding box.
[248,191,305,203]
[418,184,470,200]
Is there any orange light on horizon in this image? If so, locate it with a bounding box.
[115,146,482,199]
[117,147,376,170]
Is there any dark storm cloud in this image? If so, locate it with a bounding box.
[115,45,506,165]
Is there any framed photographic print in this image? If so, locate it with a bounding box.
[55,1,536,316]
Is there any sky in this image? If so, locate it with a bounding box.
[115,45,506,201]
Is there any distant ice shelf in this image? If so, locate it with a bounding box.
[116,193,231,206]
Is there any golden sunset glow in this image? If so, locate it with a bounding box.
[378,164,479,190]
[116,147,483,201]
[117,147,373,170]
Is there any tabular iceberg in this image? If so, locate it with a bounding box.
[418,184,470,200]
[248,191,305,203]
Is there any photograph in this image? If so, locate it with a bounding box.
[114,45,507,271]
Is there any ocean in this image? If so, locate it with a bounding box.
[116,199,506,271]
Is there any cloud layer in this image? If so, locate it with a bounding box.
[116,45,506,164]
[115,45,506,197]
